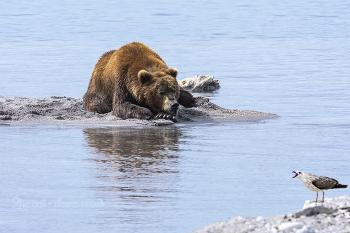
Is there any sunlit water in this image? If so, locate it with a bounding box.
[1,0,350,232]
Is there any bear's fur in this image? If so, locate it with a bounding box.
[83,42,207,121]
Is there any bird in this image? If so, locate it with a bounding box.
[292,171,348,203]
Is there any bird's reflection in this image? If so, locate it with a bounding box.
[83,126,183,201]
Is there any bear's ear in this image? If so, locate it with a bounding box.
[165,68,178,79]
[138,70,153,84]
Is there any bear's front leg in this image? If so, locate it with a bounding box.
[113,102,154,120]
[83,92,112,114]
[178,87,209,108]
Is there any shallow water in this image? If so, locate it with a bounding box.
[1,0,350,232]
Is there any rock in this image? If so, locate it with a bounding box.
[193,196,350,233]
[295,225,315,233]
[327,216,335,225]
[256,216,265,223]
[178,75,220,92]
[278,222,304,232]
[0,96,278,126]
[293,206,336,217]
[303,196,350,210]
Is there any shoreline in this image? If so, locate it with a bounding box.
[193,196,350,233]
[0,96,279,126]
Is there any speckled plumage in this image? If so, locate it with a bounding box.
[293,171,347,203]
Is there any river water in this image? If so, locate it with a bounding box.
[0,0,349,232]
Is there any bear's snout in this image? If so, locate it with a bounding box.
[170,102,179,116]
[171,102,179,110]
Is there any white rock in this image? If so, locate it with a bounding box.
[178,75,220,92]
[256,216,266,223]
[278,222,304,232]
[327,216,335,224]
[295,225,315,233]
[303,200,314,209]
[249,225,256,230]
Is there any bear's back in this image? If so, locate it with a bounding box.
[107,42,167,76]
[118,42,165,63]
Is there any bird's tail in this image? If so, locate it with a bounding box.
[333,184,348,189]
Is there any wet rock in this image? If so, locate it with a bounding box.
[0,95,278,126]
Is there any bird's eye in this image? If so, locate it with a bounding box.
[159,91,164,95]
[298,172,301,174]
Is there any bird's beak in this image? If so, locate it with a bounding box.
[292,171,298,179]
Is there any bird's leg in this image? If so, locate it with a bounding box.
[311,192,319,203]
[321,191,325,203]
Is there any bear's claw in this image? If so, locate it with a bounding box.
[156,112,177,122]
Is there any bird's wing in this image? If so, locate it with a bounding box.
[312,176,339,190]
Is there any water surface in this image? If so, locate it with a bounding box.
[1,0,349,232]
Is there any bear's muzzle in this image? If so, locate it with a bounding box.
[170,102,179,115]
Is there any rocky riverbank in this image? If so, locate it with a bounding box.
[193,196,350,233]
[0,96,278,126]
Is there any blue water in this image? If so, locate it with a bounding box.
[1,1,350,232]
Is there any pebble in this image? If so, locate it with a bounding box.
[327,216,335,224]
[295,225,315,233]
[256,216,265,222]
[278,222,304,232]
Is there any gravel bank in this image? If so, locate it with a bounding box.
[194,196,350,233]
[0,96,278,126]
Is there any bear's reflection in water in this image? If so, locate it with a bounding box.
[83,126,183,203]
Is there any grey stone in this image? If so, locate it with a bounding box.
[293,206,337,218]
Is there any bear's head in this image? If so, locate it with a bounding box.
[137,68,180,120]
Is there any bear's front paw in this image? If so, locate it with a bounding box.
[143,112,154,120]
[139,109,154,120]
[128,107,154,120]
[192,96,209,107]
[155,112,177,122]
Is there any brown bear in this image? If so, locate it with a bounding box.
[83,42,208,121]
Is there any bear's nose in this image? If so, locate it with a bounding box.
[171,102,179,110]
